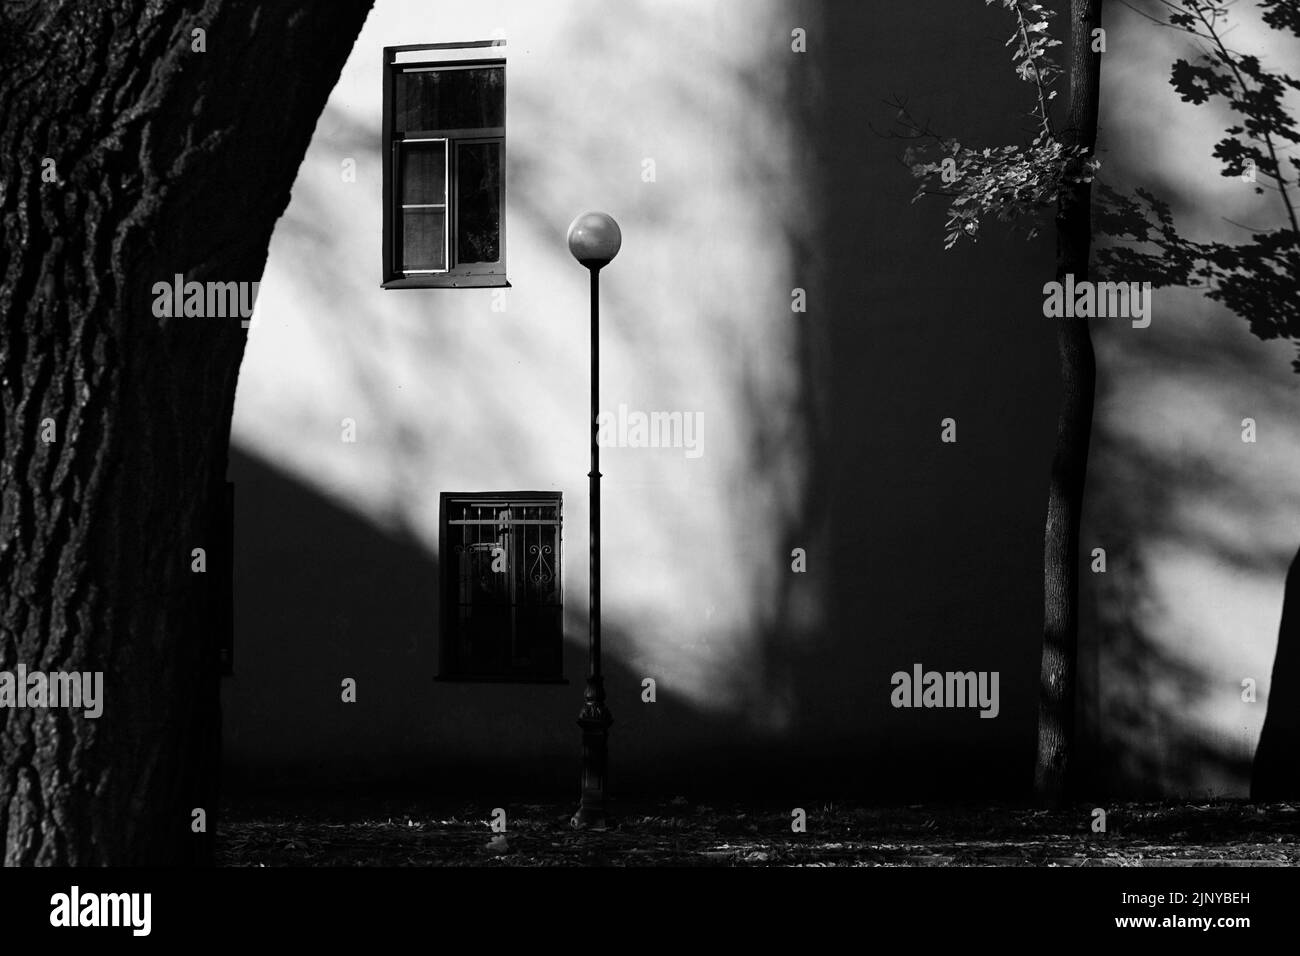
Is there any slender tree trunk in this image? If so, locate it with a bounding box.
[0,0,372,865]
[1034,0,1102,806]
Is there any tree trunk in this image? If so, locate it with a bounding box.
[1252,545,1300,799]
[1034,0,1102,806]
[0,0,372,865]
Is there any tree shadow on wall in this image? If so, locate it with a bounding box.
[1078,290,1297,798]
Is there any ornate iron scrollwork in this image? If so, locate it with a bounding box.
[528,544,554,586]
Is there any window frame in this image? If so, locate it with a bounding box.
[437,491,567,684]
[382,42,509,289]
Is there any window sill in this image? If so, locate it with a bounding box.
[383,275,511,290]
[435,675,568,685]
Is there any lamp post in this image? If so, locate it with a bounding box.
[567,211,621,830]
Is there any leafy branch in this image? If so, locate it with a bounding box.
[887,1,1099,249]
[1095,0,1300,367]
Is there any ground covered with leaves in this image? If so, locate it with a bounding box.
[217,798,1300,867]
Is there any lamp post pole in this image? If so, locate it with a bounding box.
[568,212,621,830]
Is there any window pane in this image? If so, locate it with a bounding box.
[395,67,504,132]
[399,140,446,205]
[456,142,502,265]
[402,208,446,272]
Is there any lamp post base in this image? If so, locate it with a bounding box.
[571,690,613,830]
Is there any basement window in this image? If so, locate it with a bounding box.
[382,41,508,288]
[438,493,564,683]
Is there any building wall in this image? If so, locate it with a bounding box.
[224,0,1290,801]
[1077,2,1300,797]
[228,0,828,799]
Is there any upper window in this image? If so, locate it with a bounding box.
[382,42,507,288]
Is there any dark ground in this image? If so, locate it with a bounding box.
[217,798,1300,866]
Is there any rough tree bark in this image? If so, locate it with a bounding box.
[0,0,372,865]
[1034,0,1102,806]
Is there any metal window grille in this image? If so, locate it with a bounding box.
[440,495,562,681]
